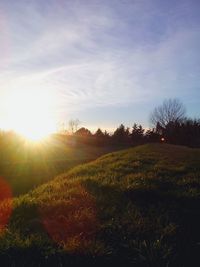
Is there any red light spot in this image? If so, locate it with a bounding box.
[0,177,13,232]
[39,183,98,252]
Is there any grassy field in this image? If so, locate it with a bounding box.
[0,143,200,266]
[0,135,118,196]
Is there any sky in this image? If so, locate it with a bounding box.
[0,0,200,132]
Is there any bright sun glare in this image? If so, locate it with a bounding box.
[4,88,56,141]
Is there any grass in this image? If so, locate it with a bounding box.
[0,143,200,266]
[0,135,117,196]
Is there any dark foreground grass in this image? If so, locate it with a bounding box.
[0,143,200,266]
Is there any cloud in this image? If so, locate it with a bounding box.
[0,0,200,127]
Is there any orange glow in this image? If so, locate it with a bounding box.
[0,177,13,233]
[39,183,98,252]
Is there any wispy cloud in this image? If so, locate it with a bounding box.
[0,0,200,127]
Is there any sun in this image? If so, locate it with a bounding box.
[4,88,56,141]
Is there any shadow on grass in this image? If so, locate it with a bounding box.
[83,179,200,267]
[1,178,200,267]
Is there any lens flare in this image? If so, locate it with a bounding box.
[39,182,98,252]
[0,177,13,233]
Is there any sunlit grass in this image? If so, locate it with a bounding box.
[0,134,114,196]
[1,143,200,266]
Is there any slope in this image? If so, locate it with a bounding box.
[0,143,200,266]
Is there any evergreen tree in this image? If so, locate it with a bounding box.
[112,124,130,144]
[131,123,144,143]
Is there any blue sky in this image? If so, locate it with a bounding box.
[0,0,200,132]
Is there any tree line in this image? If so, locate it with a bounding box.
[1,98,199,148]
[64,99,200,148]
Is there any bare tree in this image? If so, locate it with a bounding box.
[150,98,186,128]
[68,119,80,134]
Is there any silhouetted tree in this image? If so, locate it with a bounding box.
[161,118,200,147]
[94,128,104,138]
[131,123,144,144]
[93,128,112,146]
[73,127,92,145]
[68,119,80,134]
[112,124,130,144]
[145,129,161,143]
[75,127,92,136]
[150,98,186,129]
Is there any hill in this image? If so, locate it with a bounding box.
[0,134,118,196]
[0,143,200,266]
